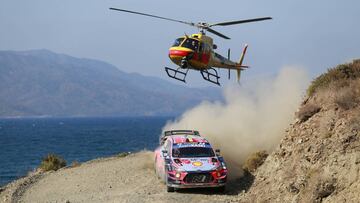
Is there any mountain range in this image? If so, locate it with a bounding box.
[0,50,221,117]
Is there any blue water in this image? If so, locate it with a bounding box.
[0,117,172,186]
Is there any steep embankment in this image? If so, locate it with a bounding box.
[244,60,360,202]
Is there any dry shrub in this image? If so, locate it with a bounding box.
[307,59,360,96]
[296,103,321,122]
[334,87,358,110]
[39,154,66,171]
[332,78,360,110]
[300,168,336,202]
[243,150,268,172]
[117,152,131,158]
[70,160,81,168]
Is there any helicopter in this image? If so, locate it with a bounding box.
[110,7,272,85]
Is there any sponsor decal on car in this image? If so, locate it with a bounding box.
[192,161,203,167]
[175,142,211,148]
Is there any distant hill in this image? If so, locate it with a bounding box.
[0,50,221,117]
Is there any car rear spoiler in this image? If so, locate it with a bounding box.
[164,130,200,136]
[160,130,200,145]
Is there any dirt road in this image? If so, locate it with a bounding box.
[1,151,249,203]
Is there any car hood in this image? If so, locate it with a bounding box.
[174,157,220,172]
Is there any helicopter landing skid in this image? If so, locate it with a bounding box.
[165,67,189,83]
[200,68,221,86]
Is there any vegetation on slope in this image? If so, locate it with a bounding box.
[39,154,66,171]
[307,59,360,96]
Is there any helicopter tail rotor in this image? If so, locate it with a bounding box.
[236,69,241,83]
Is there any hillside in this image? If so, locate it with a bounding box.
[0,50,221,117]
[243,60,360,202]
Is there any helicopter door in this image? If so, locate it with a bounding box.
[199,42,210,64]
[198,42,204,61]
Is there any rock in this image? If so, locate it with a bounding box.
[288,183,300,194]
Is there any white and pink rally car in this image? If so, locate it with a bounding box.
[154,130,227,192]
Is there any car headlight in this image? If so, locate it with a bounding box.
[213,163,226,171]
[174,167,183,179]
[220,162,227,170]
[214,163,227,177]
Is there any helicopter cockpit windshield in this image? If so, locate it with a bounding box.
[181,38,199,51]
[172,37,199,51]
[172,38,184,47]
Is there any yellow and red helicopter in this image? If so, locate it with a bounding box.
[110,7,272,85]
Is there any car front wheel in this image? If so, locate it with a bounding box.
[167,185,175,192]
[216,186,226,193]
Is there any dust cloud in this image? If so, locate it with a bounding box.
[162,67,309,178]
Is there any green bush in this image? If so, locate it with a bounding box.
[39,154,66,171]
[243,150,269,172]
[307,59,360,96]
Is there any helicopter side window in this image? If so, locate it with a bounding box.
[181,39,199,51]
[172,38,184,47]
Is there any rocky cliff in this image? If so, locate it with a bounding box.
[244,60,360,202]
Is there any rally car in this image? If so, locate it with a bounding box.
[154,130,227,192]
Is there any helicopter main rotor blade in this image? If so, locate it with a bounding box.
[207,28,230,40]
[210,17,272,27]
[109,7,195,27]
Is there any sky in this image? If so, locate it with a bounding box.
[1,0,360,87]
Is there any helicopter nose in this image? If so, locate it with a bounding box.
[169,49,192,58]
[168,48,194,64]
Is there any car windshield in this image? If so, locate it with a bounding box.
[181,38,199,51]
[172,147,215,158]
[172,38,184,47]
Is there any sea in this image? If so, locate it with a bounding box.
[0,116,173,186]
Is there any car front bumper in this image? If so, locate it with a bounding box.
[168,182,226,188]
[167,171,227,188]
